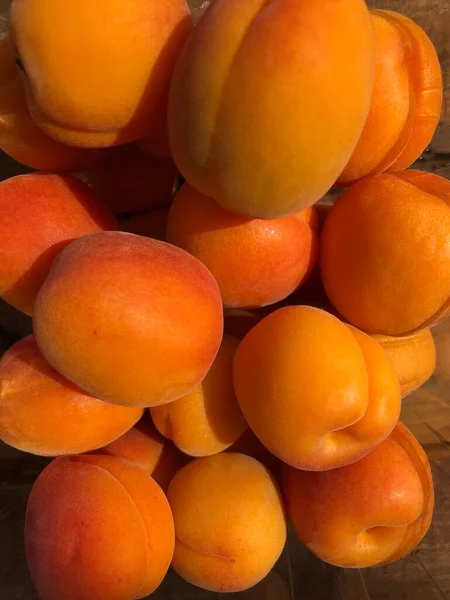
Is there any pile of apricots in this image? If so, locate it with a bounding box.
[0,0,445,598]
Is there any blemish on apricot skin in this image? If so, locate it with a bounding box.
[175,536,237,563]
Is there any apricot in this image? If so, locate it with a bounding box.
[169,0,374,218]
[338,10,442,185]
[167,184,318,308]
[0,172,117,315]
[320,171,450,335]
[86,144,178,215]
[167,453,286,592]
[233,306,401,471]
[282,422,434,568]
[26,455,174,600]
[151,336,247,457]
[95,414,181,491]
[10,0,192,147]
[0,336,142,456]
[0,37,107,171]
[120,208,169,242]
[34,231,223,408]
[373,329,436,397]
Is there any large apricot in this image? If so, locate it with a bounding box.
[0,336,142,456]
[26,455,174,600]
[86,144,178,215]
[151,336,247,457]
[167,183,318,308]
[0,172,117,315]
[320,171,450,335]
[282,422,434,568]
[167,453,286,592]
[169,0,374,218]
[34,232,223,408]
[95,414,181,491]
[233,306,401,471]
[10,0,192,147]
[338,10,442,185]
[373,329,436,397]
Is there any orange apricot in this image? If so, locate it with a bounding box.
[0,335,143,457]
[169,0,374,218]
[0,172,117,315]
[282,422,434,568]
[167,453,286,592]
[320,171,450,335]
[34,231,223,408]
[86,144,178,215]
[95,414,181,491]
[338,11,442,185]
[373,329,436,397]
[120,208,169,242]
[167,183,318,308]
[10,0,192,147]
[26,455,174,600]
[233,306,401,471]
[151,336,247,457]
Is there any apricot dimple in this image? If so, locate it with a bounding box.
[233,306,400,471]
[282,422,434,568]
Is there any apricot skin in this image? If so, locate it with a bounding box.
[320,171,450,336]
[338,10,442,184]
[169,0,374,218]
[0,336,143,457]
[34,232,223,408]
[167,184,318,308]
[10,0,192,147]
[373,329,436,397]
[282,422,434,568]
[95,414,182,491]
[25,455,174,600]
[151,336,248,457]
[0,172,117,315]
[233,306,401,471]
[167,453,286,593]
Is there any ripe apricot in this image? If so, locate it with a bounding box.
[167,183,318,308]
[233,306,401,471]
[282,422,434,568]
[373,329,436,397]
[168,453,286,592]
[0,172,117,315]
[26,455,174,600]
[339,10,442,185]
[169,0,374,218]
[34,232,223,408]
[320,171,450,335]
[10,0,192,147]
[151,336,247,457]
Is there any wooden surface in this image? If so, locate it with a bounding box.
[1,0,450,598]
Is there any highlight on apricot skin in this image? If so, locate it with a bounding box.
[120,208,169,242]
[26,455,174,600]
[320,171,450,336]
[0,335,143,457]
[167,183,318,308]
[233,306,401,471]
[373,329,436,397]
[9,0,192,148]
[86,144,179,215]
[151,335,247,457]
[282,422,434,568]
[0,172,117,315]
[338,10,442,185]
[169,0,374,218]
[34,231,224,408]
[94,413,182,491]
[167,453,287,593]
